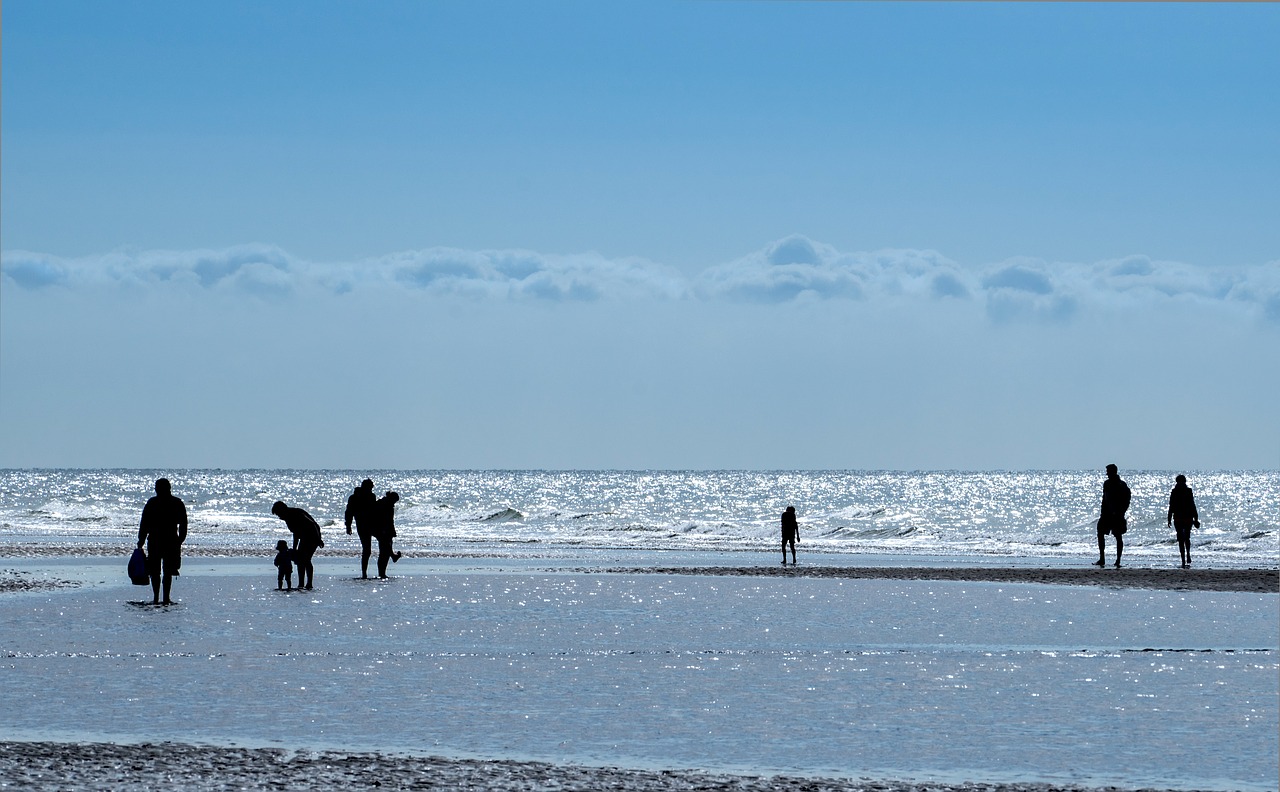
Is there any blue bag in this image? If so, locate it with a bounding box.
[128,548,150,585]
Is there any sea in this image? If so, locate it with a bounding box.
[2,469,1277,565]
[1,469,1277,791]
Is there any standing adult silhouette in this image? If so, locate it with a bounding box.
[1094,464,1131,568]
[1167,474,1201,568]
[271,501,324,589]
[345,479,378,579]
[781,506,799,566]
[137,478,188,605]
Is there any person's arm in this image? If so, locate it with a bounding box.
[344,497,354,533]
[1168,491,1174,527]
[177,501,188,545]
[138,501,150,548]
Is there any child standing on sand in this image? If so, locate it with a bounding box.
[273,539,293,590]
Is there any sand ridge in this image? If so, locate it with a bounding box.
[597,565,1280,594]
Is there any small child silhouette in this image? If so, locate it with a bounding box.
[274,539,294,590]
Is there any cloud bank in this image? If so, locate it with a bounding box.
[4,237,1277,323]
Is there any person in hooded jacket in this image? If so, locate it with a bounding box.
[373,491,403,579]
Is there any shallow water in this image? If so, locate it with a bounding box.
[2,558,1276,791]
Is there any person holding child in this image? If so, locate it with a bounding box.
[271,500,324,589]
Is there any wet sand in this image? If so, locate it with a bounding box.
[0,740,1224,792]
[600,565,1280,594]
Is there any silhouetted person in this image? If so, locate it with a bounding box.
[137,478,188,605]
[271,501,324,589]
[274,539,294,590]
[1168,474,1201,569]
[781,506,799,565]
[373,491,402,578]
[1094,464,1131,568]
[345,478,378,578]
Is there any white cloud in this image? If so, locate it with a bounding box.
[3,240,1277,324]
[382,247,687,301]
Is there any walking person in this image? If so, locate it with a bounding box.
[781,505,799,566]
[1093,464,1131,568]
[345,478,378,579]
[373,491,403,578]
[137,478,188,605]
[1167,474,1201,568]
[271,500,324,589]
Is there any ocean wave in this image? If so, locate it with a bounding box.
[481,508,525,523]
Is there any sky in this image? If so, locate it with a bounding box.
[2,1,1277,471]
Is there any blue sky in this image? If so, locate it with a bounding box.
[2,1,1277,470]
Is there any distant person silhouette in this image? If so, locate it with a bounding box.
[274,539,294,590]
[345,478,378,579]
[1167,474,1201,569]
[1094,464,1131,568]
[271,501,324,589]
[373,491,403,579]
[781,506,799,565]
[137,477,188,605]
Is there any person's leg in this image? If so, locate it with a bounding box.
[1095,531,1106,565]
[160,553,173,603]
[150,574,161,604]
[788,537,796,564]
[377,537,390,577]
[1114,534,1123,567]
[360,532,372,578]
[781,537,787,564]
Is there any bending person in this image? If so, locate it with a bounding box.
[271,500,324,589]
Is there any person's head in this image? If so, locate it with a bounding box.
[1176,474,1187,484]
[271,501,287,517]
[1106,464,1118,476]
[386,491,400,504]
[785,506,795,514]
[361,478,374,491]
[276,539,289,552]
[155,478,171,496]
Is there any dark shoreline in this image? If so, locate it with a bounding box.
[598,565,1280,594]
[0,740,1229,792]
